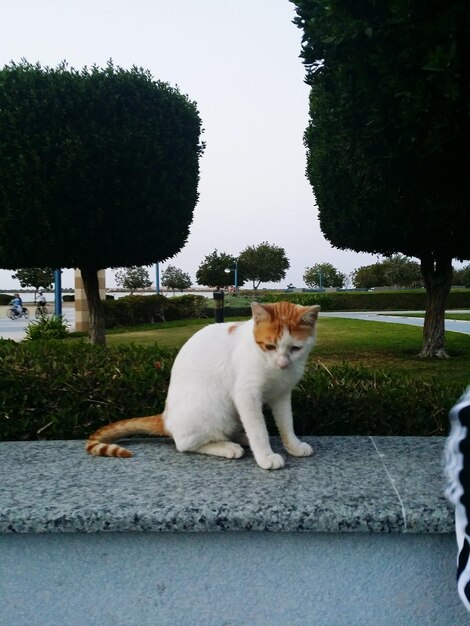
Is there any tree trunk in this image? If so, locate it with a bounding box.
[419,254,453,358]
[79,266,106,345]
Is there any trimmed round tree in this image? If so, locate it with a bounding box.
[0,61,203,343]
[292,0,470,357]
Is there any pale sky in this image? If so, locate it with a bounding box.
[0,0,381,290]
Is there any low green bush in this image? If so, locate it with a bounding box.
[291,362,461,436]
[24,315,70,340]
[0,341,461,441]
[0,340,175,441]
[103,294,210,328]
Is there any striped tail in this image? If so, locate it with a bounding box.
[85,414,169,458]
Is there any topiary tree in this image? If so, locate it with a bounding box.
[161,265,192,292]
[114,266,152,294]
[0,60,203,344]
[238,242,290,289]
[11,267,54,301]
[303,263,345,289]
[292,0,470,357]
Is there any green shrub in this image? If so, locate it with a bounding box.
[103,294,210,328]
[24,315,70,340]
[62,294,75,302]
[0,341,462,441]
[0,340,175,441]
[290,362,462,436]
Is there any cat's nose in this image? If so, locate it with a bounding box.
[276,355,290,369]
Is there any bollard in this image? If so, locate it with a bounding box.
[213,290,224,323]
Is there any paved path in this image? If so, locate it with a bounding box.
[321,310,470,335]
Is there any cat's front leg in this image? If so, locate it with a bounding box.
[269,392,313,458]
[234,394,285,470]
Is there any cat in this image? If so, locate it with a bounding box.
[86,301,320,470]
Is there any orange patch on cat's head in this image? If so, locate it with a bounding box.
[251,301,320,347]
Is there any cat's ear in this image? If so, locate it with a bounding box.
[299,305,321,327]
[251,302,271,324]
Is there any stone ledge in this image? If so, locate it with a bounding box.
[0,436,453,534]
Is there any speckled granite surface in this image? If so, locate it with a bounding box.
[0,437,453,534]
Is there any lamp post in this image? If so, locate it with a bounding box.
[155,262,160,295]
[224,260,239,290]
[54,269,62,316]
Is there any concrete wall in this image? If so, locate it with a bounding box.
[0,531,466,626]
[1,437,466,624]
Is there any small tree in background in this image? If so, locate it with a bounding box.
[161,265,192,292]
[238,242,290,289]
[303,263,345,289]
[114,266,152,294]
[0,61,203,344]
[11,267,54,301]
[351,264,386,289]
[351,256,422,289]
[381,255,422,289]
[196,250,244,289]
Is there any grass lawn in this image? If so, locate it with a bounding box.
[101,316,470,388]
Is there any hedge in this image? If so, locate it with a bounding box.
[55,290,470,330]
[0,340,462,441]
[102,294,252,328]
[262,290,470,311]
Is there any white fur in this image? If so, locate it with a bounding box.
[163,308,318,470]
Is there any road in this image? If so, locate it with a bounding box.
[0,307,469,341]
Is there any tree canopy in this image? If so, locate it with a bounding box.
[238,242,290,289]
[303,263,346,289]
[196,250,244,289]
[0,61,203,343]
[114,266,152,294]
[161,265,192,292]
[291,0,470,356]
[352,256,422,289]
[11,268,54,298]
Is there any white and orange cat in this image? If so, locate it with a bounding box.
[86,301,320,470]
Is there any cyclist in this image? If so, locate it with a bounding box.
[35,289,48,318]
[37,289,46,307]
[10,293,23,317]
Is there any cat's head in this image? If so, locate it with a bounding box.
[251,301,320,369]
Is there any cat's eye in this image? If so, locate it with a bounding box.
[265,344,276,351]
[291,346,302,352]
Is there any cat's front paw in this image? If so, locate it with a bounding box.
[286,441,313,457]
[256,453,285,470]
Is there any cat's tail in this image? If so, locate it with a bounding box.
[85,414,170,458]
